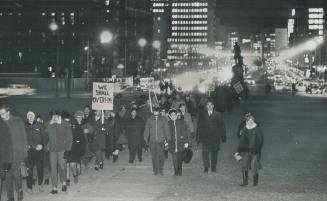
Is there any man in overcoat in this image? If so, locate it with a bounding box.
[196,101,226,173]
[0,105,28,201]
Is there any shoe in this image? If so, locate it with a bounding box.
[50,190,58,194]
[7,198,15,201]
[17,190,23,201]
[204,167,209,173]
[95,166,99,171]
[159,170,164,176]
[62,185,67,192]
[73,175,78,184]
[99,163,104,169]
[44,179,50,185]
[138,158,142,162]
[66,179,70,186]
[129,160,134,164]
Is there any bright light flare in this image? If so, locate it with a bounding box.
[273,37,324,63]
[138,38,147,47]
[49,22,58,31]
[100,31,113,44]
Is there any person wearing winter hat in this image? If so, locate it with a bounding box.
[25,110,47,193]
[236,114,263,187]
[143,106,170,176]
[45,109,72,194]
[65,110,86,185]
[167,109,189,176]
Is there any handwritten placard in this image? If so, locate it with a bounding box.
[92,82,114,110]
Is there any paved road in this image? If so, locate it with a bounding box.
[1,93,327,201]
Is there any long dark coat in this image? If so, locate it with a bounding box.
[106,117,120,152]
[124,116,145,146]
[66,119,87,162]
[88,117,107,152]
[0,119,13,175]
[168,119,188,153]
[4,115,28,164]
[196,110,226,151]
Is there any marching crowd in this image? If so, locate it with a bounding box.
[0,90,263,201]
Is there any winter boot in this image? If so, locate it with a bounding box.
[253,173,259,186]
[240,170,248,186]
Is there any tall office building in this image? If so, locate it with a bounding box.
[153,0,216,68]
[288,6,326,69]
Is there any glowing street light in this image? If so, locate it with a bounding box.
[49,22,60,97]
[49,22,59,31]
[152,40,161,49]
[100,31,113,44]
[138,38,147,47]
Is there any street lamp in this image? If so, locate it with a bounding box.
[100,31,113,44]
[100,31,113,77]
[49,22,59,97]
[138,38,147,75]
[152,40,161,71]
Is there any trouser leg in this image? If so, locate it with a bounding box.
[158,143,165,173]
[49,152,58,188]
[172,152,178,175]
[5,167,15,200]
[128,144,137,162]
[177,151,183,175]
[202,144,210,169]
[211,150,218,171]
[43,151,50,182]
[36,150,44,186]
[150,143,159,174]
[27,150,36,189]
[95,150,103,166]
[137,145,143,161]
[57,151,66,184]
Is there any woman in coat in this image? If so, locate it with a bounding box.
[236,114,263,186]
[167,109,189,176]
[65,110,87,184]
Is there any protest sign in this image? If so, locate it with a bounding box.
[92,82,114,110]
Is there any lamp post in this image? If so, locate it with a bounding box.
[100,30,113,77]
[49,22,59,97]
[138,38,147,75]
[152,40,161,69]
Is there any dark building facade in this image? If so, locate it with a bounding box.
[0,0,153,77]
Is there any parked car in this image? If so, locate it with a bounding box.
[0,84,36,96]
[114,86,147,99]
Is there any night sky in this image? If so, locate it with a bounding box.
[216,0,327,35]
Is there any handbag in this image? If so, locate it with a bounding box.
[20,163,28,178]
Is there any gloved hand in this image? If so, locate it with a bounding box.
[184,143,189,148]
[2,163,12,172]
[35,144,43,151]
